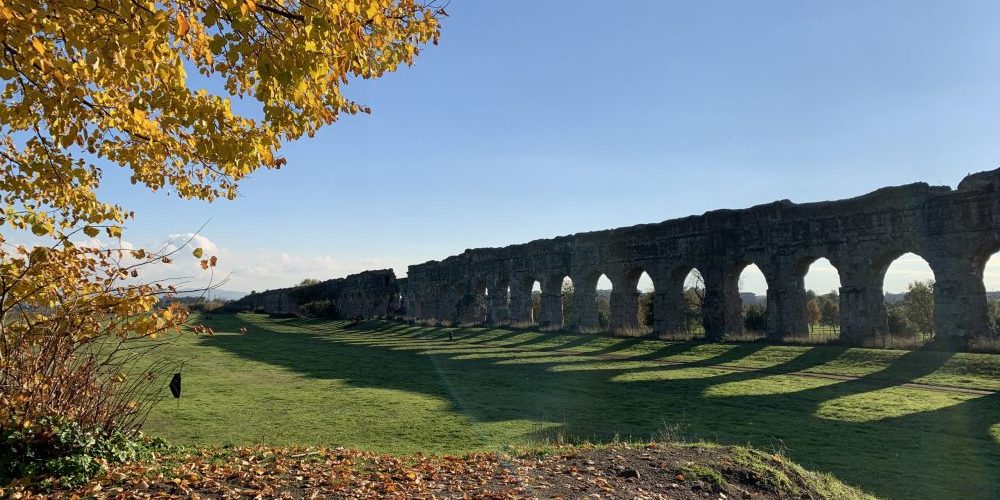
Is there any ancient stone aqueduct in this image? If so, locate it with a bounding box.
[230,168,1000,345]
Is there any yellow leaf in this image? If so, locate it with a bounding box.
[176,12,190,38]
[192,247,203,258]
[83,225,100,238]
[31,38,45,55]
[31,221,53,236]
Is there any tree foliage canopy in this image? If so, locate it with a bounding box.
[2,0,442,235]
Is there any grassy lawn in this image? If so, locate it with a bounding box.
[144,313,1000,499]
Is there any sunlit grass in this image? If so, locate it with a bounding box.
[704,374,841,397]
[814,387,983,423]
[609,367,732,382]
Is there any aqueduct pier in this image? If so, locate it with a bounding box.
[233,168,1000,345]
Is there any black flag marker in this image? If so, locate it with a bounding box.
[169,373,181,399]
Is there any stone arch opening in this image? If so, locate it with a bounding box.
[637,271,655,333]
[981,251,1000,339]
[531,279,542,326]
[802,257,842,339]
[528,278,542,325]
[733,263,769,337]
[595,274,613,332]
[449,280,486,326]
[555,276,573,330]
[472,280,488,325]
[685,269,706,336]
[880,252,936,344]
[489,276,511,326]
[623,267,655,335]
[509,275,540,328]
[673,267,705,337]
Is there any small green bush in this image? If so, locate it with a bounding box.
[731,447,798,495]
[887,307,916,336]
[743,303,768,332]
[299,300,340,319]
[1,414,166,488]
[681,462,726,490]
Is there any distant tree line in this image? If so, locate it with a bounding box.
[159,295,231,313]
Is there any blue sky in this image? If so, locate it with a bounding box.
[92,1,1000,294]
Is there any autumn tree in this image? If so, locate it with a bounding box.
[1,0,443,482]
[806,298,821,332]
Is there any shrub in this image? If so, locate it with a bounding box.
[299,300,340,319]
[887,307,916,336]
[0,414,166,488]
[743,304,768,332]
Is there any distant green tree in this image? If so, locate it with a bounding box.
[298,279,322,287]
[987,298,1000,338]
[902,280,935,337]
[820,292,840,329]
[887,306,916,336]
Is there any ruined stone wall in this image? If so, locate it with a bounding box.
[222,169,1000,345]
[227,269,402,319]
[405,169,1000,344]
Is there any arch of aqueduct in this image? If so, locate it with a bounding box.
[233,168,1000,345]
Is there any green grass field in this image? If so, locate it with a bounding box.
[143,313,1000,499]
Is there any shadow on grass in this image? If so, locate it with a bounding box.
[196,315,1000,500]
